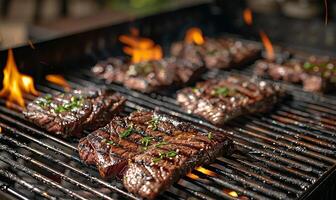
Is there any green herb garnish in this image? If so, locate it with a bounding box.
[152,153,165,163]
[53,95,84,113]
[155,141,169,147]
[37,94,53,108]
[119,124,134,138]
[166,150,177,157]
[148,116,160,131]
[54,105,66,113]
[303,62,314,70]
[140,136,153,147]
[207,132,213,140]
[102,139,120,146]
[213,87,230,96]
[152,150,178,163]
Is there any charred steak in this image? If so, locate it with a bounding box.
[171,37,260,69]
[92,57,204,93]
[254,57,336,92]
[177,75,283,125]
[78,111,233,199]
[78,110,197,178]
[24,89,125,137]
[123,129,232,199]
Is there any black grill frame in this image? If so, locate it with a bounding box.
[1,2,336,200]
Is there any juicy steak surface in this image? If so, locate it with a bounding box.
[24,89,125,137]
[92,57,203,93]
[171,37,260,69]
[78,110,233,199]
[254,57,336,92]
[177,75,283,125]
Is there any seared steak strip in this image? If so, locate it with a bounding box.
[171,37,260,69]
[78,111,233,199]
[123,128,233,199]
[24,88,125,137]
[92,57,204,93]
[78,111,196,178]
[254,57,336,92]
[177,75,283,125]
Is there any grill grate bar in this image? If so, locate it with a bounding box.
[0,104,77,151]
[0,169,57,200]
[200,166,289,200]
[0,120,81,162]
[250,116,336,145]
[239,119,336,157]
[281,105,336,126]
[232,140,322,175]
[0,154,88,200]
[230,124,333,167]
[0,144,115,200]
[0,134,140,200]
[181,176,242,200]
[215,157,302,194]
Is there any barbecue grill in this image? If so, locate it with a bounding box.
[1,2,336,200]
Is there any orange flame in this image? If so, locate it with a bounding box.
[119,29,162,63]
[0,49,38,108]
[259,31,275,61]
[46,74,71,91]
[186,173,199,180]
[185,27,204,45]
[243,8,253,26]
[196,166,216,177]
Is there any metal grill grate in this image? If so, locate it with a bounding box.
[1,64,336,199]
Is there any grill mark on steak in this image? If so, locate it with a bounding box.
[92,57,204,93]
[177,75,283,125]
[79,110,233,199]
[24,88,125,137]
[123,131,233,199]
[78,111,199,178]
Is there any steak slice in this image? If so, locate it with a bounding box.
[24,88,125,137]
[254,57,336,93]
[123,130,233,199]
[78,111,196,178]
[177,75,283,125]
[171,37,260,69]
[92,57,204,92]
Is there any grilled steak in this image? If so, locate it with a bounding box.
[123,131,232,199]
[78,110,197,178]
[254,57,336,92]
[92,57,203,93]
[177,75,282,125]
[24,89,125,137]
[171,37,260,69]
[78,110,233,199]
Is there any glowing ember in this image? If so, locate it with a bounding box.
[186,173,199,180]
[119,29,162,63]
[259,31,275,61]
[46,74,71,91]
[223,189,239,197]
[196,166,216,177]
[185,27,204,45]
[0,49,38,108]
[243,8,253,26]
